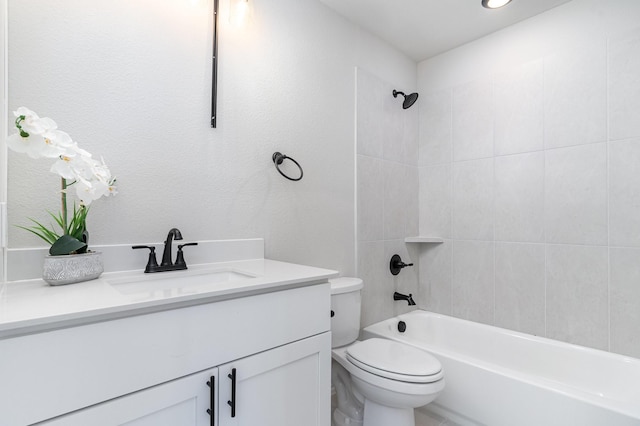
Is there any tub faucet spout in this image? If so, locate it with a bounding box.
[393,291,416,306]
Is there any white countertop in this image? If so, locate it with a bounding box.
[0,258,338,339]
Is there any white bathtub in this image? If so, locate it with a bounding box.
[362,310,640,426]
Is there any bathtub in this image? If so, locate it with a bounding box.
[362,310,640,426]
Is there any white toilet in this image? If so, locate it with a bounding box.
[330,277,444,426]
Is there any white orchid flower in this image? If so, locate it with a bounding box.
[50,143,94,180]
[10,107,118,248]
[74,175,112,205]
[8,107,75,159]
[7,129,74,159]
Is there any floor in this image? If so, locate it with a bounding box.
[415,407,460,426]
[332,388,461,426]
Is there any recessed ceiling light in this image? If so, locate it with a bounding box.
[482,0,513,9]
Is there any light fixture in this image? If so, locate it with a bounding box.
[482,0,513,9]
[211,0,219,128]
[229,0,253,27]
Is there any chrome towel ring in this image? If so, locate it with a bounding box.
[272,152,303,181]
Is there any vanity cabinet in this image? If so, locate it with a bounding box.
[217,333,327,426]
[0,283,331,426]
[41,367,220,426]
[40,333,329,426]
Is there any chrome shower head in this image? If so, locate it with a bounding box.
[393,89,419,109]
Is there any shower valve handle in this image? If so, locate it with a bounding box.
[390,254,413,275]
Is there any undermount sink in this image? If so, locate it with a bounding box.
[107,268,256,296]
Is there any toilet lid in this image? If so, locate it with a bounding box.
[346,338,442,383]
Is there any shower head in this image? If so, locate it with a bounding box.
[393,90,419,109]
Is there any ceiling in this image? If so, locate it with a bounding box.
[317,0,573,61]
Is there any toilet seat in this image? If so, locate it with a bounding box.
[346,338,443,384]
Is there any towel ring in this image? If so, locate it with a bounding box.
[272,152,303,181]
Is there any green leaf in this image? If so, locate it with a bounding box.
[49,235,87,256]
[15,225,58,246]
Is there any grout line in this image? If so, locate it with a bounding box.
[491,74,497,327]
[449,87,454,317]
[606,35,611,352]
[542,54,548,339]
[354,67,359,279]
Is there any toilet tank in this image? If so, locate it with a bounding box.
[330,277,364,348]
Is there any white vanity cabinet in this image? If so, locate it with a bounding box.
[40,333,329,426]
[41,367,220,426]
[0,282,331,426]
[217,333,328,426]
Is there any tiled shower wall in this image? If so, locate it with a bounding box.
[419,27,640,357]
[356,68,420,328]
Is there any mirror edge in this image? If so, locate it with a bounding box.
[0,0,7,283]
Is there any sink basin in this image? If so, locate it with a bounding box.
[107,268,256,296]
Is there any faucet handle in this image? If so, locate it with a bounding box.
[390,254,414,275]
[175,242,198,268]
[132,245,159,273]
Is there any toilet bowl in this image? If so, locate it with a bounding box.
[330,278,444,426]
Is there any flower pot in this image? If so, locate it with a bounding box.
[42,251,104,286]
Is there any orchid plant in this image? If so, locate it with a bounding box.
[7,107,117,255]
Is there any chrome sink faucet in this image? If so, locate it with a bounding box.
[132,228,198,273]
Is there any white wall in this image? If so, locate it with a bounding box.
[417,0,640,357]
[5,0,416,276]
[0,0,6,282]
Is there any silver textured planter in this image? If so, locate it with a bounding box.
[42,251,104,286]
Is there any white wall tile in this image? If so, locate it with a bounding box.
[495,242,545,336]
[419,164,452,238]
[405,166,420,237]
[384,161,418,240]
[610,138,640,247]
[452,78,494,161]
[453,158,494,240]
[609,27,640,141]
[610,247,640,358]
[495,152,544,243]
[545,143,607,246]
[383,160,406,240]
[452,240,494,325]
[418,240,452,315]
[383,84,408,164]
[356,69,420,329]
[419,89,452,166]
[356,68,384,158]
[358,241,393,328]
[494,60,544,156]
[546,244,608,350]
[357,155,384,242]
[544,41,607,149]
[402,106,420,166]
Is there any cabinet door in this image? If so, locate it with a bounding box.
[41,368,219,426]
[218,332,331,426]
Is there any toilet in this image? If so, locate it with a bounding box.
[330,277,444,426]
